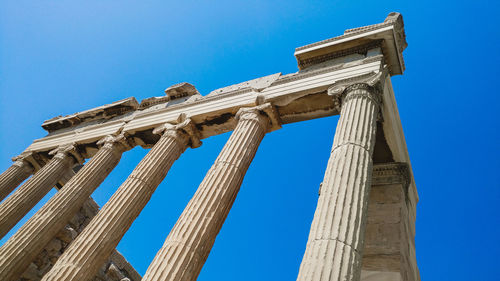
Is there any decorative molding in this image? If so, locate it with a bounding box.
[42,98,139,133]
[96,134,136,152]
[294,12,407,75]
[25,57,382,156]
[153,117,202,148]
[272,63,343,86]
[372,162,411,189]
[164,82,199,101]
[343,84,381,106]
[236,103,282,132]
[297,40,382,70]
[207,73,281,96]
[11,153,35,169]
[138,96,171,110]
[328,70,386,112]
[48,144,85,165]
[296,12,407,53]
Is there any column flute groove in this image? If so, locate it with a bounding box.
[0,156,34,202]
[0,135,132,281]
[296,81,382,281]
[142,103,280,281]
[0,144,82,239]
[40,118,201,281]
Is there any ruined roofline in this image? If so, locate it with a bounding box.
[294,12,407,75]
[41,97,139,133]
[39,12,406,134]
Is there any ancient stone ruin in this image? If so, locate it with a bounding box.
[0,12,419,281]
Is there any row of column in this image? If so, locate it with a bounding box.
[0,80,381,281]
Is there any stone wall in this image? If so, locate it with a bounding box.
[361,162,420,281]
[18,198,141,281]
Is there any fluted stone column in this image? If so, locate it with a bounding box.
[0,135,133,281]
[296,82,381,281]
[0,144,82,239]
[0,155,34,202]
[142,103,280,281]
[41,118,201,281]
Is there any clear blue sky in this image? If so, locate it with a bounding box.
[1,1,499,280]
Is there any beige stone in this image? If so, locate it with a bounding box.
[0,135,132,281]
[0,145,83,239]
[16,197,141,281]
[361,163,419,281]
[0,157,34,202]
[296,81,381,281]
[41,118,200,281]
[142,103,280,281]
[0,12,420,281]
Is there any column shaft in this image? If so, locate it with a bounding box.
[142,104,275,281]
[0,159,33,202]
[0,136,129,281]
[297,84,380,281]
[0,146,78,239]
[41,120,199,281]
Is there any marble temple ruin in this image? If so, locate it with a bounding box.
[0,12,419,281]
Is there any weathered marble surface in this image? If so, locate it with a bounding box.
[296,82,381,281]
[361,163,419,281]
[0,158,33,202]
[142,104,280,281]
[18,199,140,281]
[0,135,133,281]
[41,119,200,281]
[0,145,82,240]
[0,12,419,281]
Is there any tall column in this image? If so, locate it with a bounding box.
[0,155,34,202]
[0,144,82,239]
[0,135,133,281]
[142,103,280,281]
[296,81,382,281]
[41,118,201,281]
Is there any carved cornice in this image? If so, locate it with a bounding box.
[344,13,407,52]
[297,13,406,53]
[25,27,386,154]
[297,40,383,70]
[42,98,139,133]
[207,73,281,97]
[164,82,199,101]
[294,12,407,75]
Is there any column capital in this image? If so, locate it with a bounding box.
[11,152,34,169]
[153,117,202,148]
[97,134,135,152]
[328,70,386,111]
[235,103,281,132]
[12,151,46,171]
[48,144,85,165]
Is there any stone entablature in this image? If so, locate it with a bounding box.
[42,98,139,133]
[25,52,383,153]
[0,12,419,281]
[294,12,407,75]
